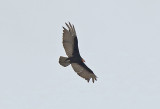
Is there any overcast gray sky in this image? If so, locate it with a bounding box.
[0,0,160,109]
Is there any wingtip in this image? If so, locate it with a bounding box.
[86,78,90,83]
[62,26,67,31]
[69,22,72,26]
[65,22,73,28]
[92,78,95,83]
[95,78,97,81]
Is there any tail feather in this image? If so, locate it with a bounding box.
[59,56,70,67]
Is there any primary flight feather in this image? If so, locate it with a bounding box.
[59,22,97,83]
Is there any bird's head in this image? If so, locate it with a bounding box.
[81,58,85,62]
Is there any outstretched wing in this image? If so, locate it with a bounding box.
[62,22,79,57]
[71,63,97,83]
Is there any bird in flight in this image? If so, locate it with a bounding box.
[59,22,97,83]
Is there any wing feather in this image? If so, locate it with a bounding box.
[71,63,97,83]
[62,23,77,57]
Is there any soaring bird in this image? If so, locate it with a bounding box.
[59,22,97,83]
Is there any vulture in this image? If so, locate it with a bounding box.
[59,22,97,83]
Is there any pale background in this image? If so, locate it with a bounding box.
[0,0,160,109]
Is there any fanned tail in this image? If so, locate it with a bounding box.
[59,56,70,67]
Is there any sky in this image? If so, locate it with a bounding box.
[0,0,160,109]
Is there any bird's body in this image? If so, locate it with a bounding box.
[59,22,97,83]
[68,56,82,63]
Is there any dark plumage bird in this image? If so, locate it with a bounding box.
[59,22,97,83]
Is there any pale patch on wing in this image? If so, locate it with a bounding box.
[71,63,97,83]
[62,22,76,57]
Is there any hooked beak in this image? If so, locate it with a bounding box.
[82,58,85,62]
